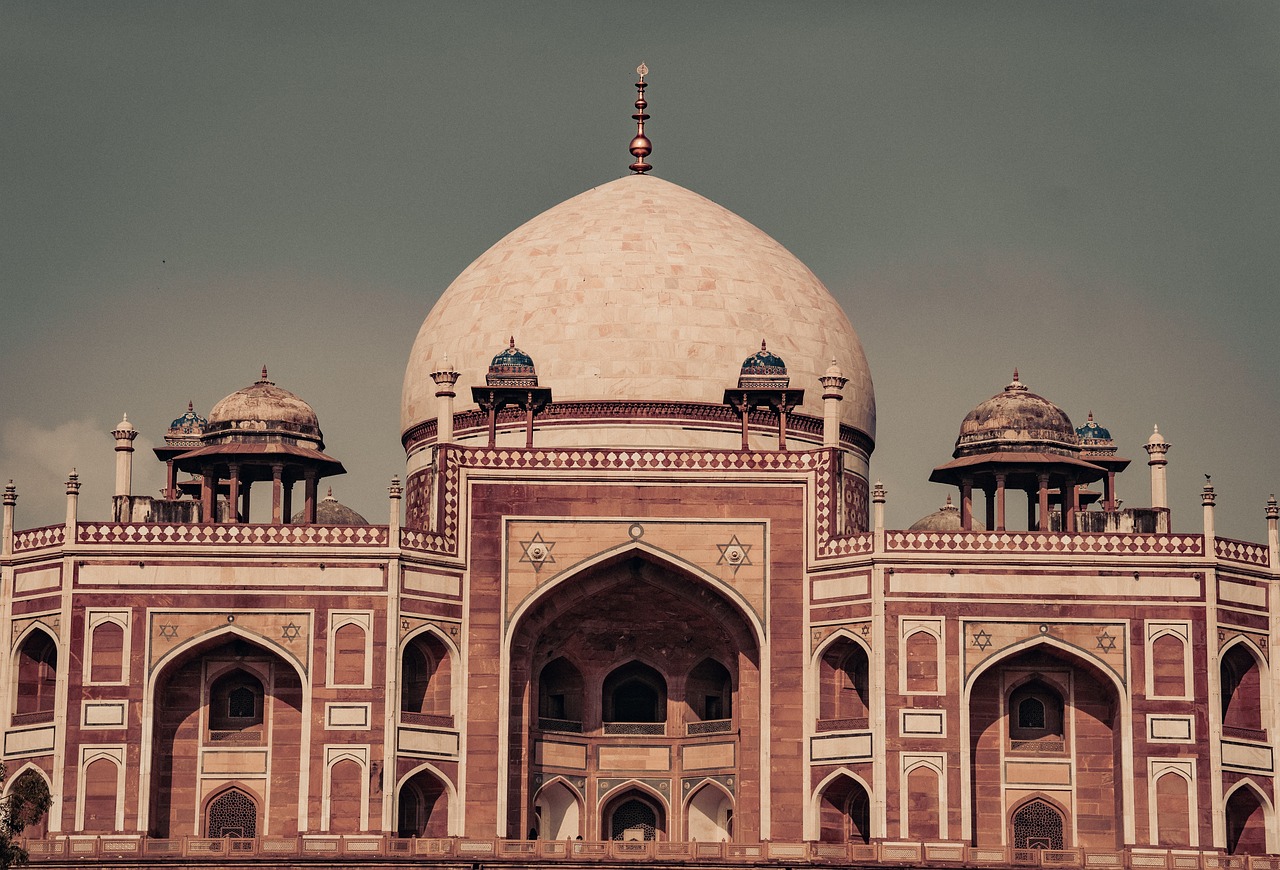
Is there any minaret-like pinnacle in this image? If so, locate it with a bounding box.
[629,63,653,174]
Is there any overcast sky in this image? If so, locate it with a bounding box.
[3,2,1277,540]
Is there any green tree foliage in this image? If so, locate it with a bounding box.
[0,764,51,868]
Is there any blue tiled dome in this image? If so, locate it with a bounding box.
[490,339,535,371]
[1076,412,1113,442]
[486,337,539,386]
[740,341,787,377]
[168,402,207,435]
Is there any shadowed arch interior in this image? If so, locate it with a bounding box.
[509,552,760,841]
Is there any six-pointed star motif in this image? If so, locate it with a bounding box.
[519,532,556,573]
[716,536,753,574]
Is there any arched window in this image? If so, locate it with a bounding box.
[15,631,57,722]
[206,787,257,838]
[602,662,666,727]
[1221,645,1264,734]
[1008,679,1064,752]
[328,758,363,833]
[401,633,452,724]
[905,630,939,693]
[538,657,584,731]
[1151,633,1187,697]
[1155,772,1191,847]
[685,658,732,723]
[331,622,366,686]
[207,669,264,743]
[906,766,940,840]
[1012,799,1065,850]
[81,757,118,833]
[89,621,124,683]
[819,639,869,727]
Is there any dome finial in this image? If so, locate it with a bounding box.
[629,63,653,175]
[258,365,273,385]
[1005,368,1028,392]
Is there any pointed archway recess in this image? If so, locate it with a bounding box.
[141,631,308,838]
[811,768,874,842]
[1224,780,1274,855]
[963,639,1132,850]
[395,762,455,838]
[505,549,763,842]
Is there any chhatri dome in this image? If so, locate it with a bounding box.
[207,366,324,447]
[401,104,875,464]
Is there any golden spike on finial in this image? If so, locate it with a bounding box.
[629,63,652,174]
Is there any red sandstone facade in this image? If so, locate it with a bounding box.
[1,166,1277,870]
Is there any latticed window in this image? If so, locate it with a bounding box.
[1018,697,1046,729]
[206,788,257,838]
[228,686,255,719]
[610,799,657,841]
[1012,800,1064,850]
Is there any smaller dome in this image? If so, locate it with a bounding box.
[207,367,321,443]
[737,340,790,389]
[486,338,538,386]
[168,401,208,436]
[1145,425,1168,447]
[740,340,787,376]
[954,370,1079,459]
[908,495,986,532]
[1076,411,1112,443]
[291,488,368,525]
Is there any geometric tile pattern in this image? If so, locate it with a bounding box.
[12,524,65,552]
[886,530,1204,557]
[1215,536,1270,567]
[76,522,388,547]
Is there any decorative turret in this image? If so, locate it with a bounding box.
[723,341,805,451]
[112,414,138,498]
[930,371,1104,532]
[471,338,553,448]
[1074,412,1130,511]
[1144,425,1170,511]
[431,357,461,445]
[820,358,848,449]
[167,368,345,525]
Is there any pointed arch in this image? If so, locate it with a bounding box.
[812,768,872,843]
[400,625,456,723]
[1220,638,1269,735]
[140,628,310,837]
[1010,794,1068,849]
[533,777,584,840]
[148,624,308,687]
[12,624,58,721]
[962,636,1133,848]
[203,784,260,838]
[600,782,668,841]
[508,542,766,650]
[1224,779,1274,855]
[814,630,871,728]
[395,761,458,838]
[683,779,735,843]
[4,763,51,839]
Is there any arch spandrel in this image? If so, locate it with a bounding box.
[962,620,1127,686]
[148,611,311,677]
[504,518,766,630]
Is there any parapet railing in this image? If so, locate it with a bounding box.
[19,836,1280,867]
[884,530,1205,557]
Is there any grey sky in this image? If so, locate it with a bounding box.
[3,2,1277,539]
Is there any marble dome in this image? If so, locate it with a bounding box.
[402,174,875,447]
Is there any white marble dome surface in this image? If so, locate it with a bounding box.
[402,174,875,446]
